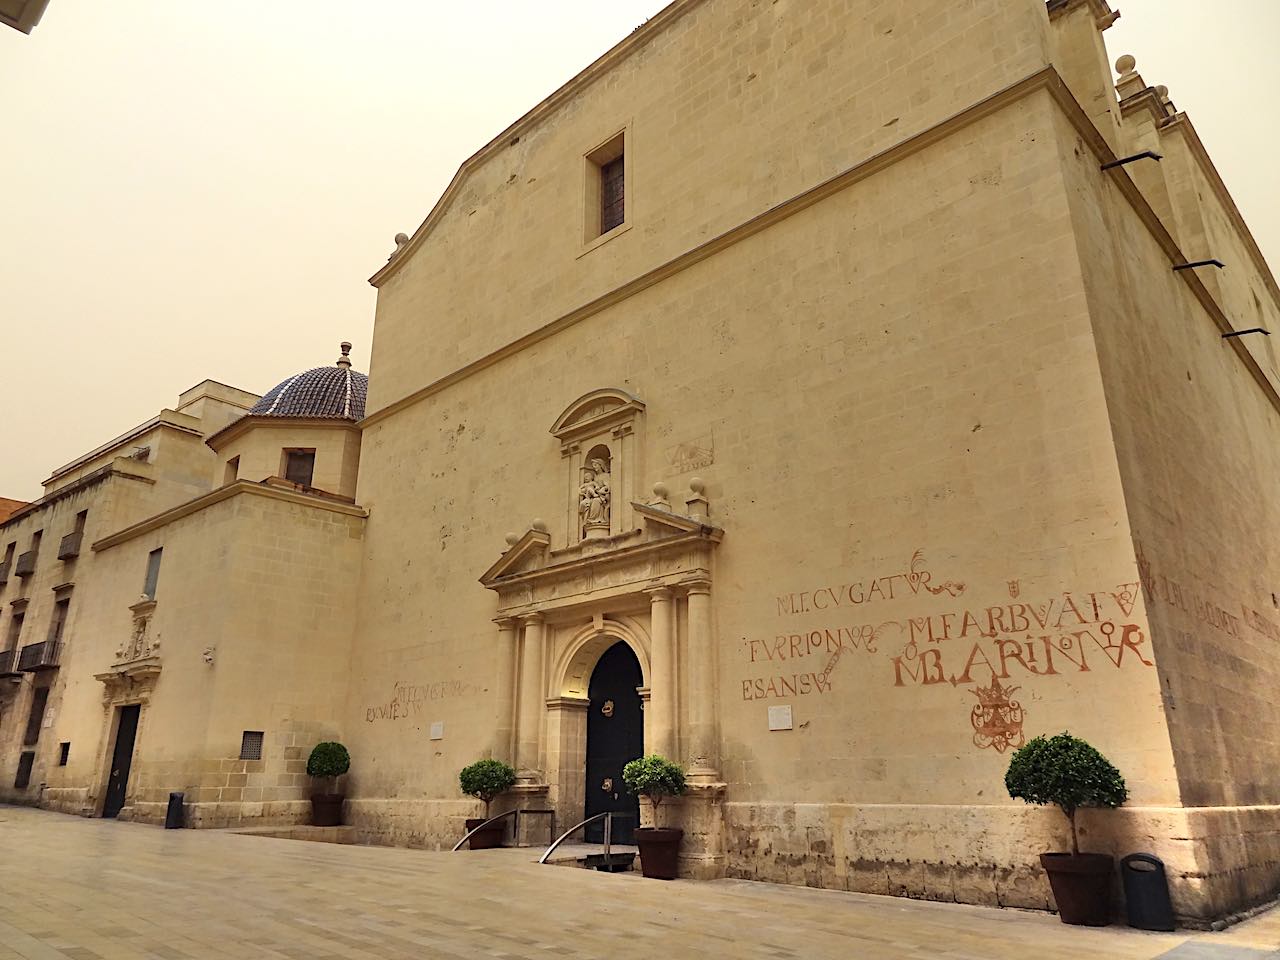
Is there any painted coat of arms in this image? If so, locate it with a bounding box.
[969,677,1026,753]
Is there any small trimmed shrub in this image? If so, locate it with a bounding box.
[1005,732,1127,854]
[623,755,686,826]
[459,759,516,817]
[306,741,350,794]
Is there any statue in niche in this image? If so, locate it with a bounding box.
[579,457,612,536]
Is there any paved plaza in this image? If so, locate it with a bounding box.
[1,807,1279,960]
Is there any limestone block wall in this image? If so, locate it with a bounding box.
[367,0,1054,413]
[211,421,362,498]
[346,85,1182,885]
[31,486,364,827]
[1057,98,1280,919]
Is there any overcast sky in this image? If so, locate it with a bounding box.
[2,1,1277,500]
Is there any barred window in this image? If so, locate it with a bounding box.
[239,730,264,761]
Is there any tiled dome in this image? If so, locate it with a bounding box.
[249,343,368,421]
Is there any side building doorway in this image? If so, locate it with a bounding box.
[584,641,643,843]
[102,704,140,818]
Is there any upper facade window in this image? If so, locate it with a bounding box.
[284,449,316,487]
[584,129,629,246]
[143,547,163,601]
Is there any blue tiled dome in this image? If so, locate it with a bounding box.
[250,344,368,421]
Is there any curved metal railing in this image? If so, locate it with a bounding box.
[451,809,518,852]
[538,811,630,865]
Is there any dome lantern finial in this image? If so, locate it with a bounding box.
[337,342,353,368]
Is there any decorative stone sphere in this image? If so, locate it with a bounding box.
[531,518,548,533]
[653,481,670,500]
[505,532,519,546]
[689,477,706,495]
[1115,54,1136,75]
[394,232,409,246]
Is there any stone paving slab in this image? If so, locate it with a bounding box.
[1,806,1278,959]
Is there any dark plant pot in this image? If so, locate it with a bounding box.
[311,793,344,827]
[634,827,683,880]
[1041,852,1115,926]
[465,818,505,850]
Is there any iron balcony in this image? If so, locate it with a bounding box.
[57,531,82,560]
[17,640,61,672]
[13,551,35,577]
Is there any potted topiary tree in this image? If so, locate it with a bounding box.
[623,754,687,880]
[1005,732,1128,926]
[307,741,350,827]
[458,759,516,850]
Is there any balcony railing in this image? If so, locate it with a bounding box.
[57,531,83,560]
[0,648,18,676]
[0,561,9,584]
[13,551,35,577]
[17,640,61,672]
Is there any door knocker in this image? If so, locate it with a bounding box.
[600,699,614,717]
[601,777,613,792]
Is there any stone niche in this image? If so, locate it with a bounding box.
[549,388,645,544]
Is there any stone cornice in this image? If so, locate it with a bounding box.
[360,66,1280,427]
[2,463,155,532]
[91,480,367,552]
[205,414,362,451]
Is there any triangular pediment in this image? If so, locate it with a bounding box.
[632,501,723,540]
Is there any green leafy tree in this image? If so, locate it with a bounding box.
[306,742,350,794]
[458,759,517,818]
[1005,732,1127,854]
[623,755,687,826]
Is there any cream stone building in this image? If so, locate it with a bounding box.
[3,0,1279,928]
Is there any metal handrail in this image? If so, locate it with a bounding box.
[451,809,518,852]
[538,810,634,865]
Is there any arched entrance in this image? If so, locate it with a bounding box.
[584,640,643,843]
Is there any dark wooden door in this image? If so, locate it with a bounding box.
[102,705,140,819]
[584,641,643,844]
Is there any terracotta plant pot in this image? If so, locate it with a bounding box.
[465,818,505,850]
[1041,852,1115,926]
[634,827,683,880]
[310,793,344,827]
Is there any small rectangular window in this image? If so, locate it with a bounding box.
[600,155,625,233]
[239,730,265,761]
[224,456,240,485]
[6,610,24,650]
[48,597,71,642]
[585,131,627,242]
[143,548,163,600]
[74,510,88,534]
[14,751,34,789]
[3,542,15,565]
[58,742,70,766]
[24,686,49,746]
[284,449,315,487]
[31,530,42,554]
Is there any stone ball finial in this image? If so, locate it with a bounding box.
[505,532,520,546]
[689,477,706,495]
[1155,84,1171,102]
[394,232,409,247]
[652,481,669,500]
[1115,54,1136,76]
[531,518,548,533]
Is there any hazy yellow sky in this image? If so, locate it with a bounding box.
[2,1,1277,500]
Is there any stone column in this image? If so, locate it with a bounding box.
[646,587,676,758]
[492,618,519,763]
[515,613,545,783]
[682,579,719,782]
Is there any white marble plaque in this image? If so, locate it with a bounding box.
[768,705,793,731]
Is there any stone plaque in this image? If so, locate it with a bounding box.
[767,705,793,731]
[429,721,444,740]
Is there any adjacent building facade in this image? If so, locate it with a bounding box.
[3,0,1279,927]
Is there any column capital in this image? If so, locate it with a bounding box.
[520,611,546,626]
[644,585,675,601]
[494,616,520,630]
[680,578,712,597]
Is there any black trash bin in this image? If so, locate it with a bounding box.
[164,791,185,830]
[1121,853,1175,930]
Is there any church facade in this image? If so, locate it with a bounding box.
[2,0,1279,927]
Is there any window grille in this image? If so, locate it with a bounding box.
[239,730,265,761]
